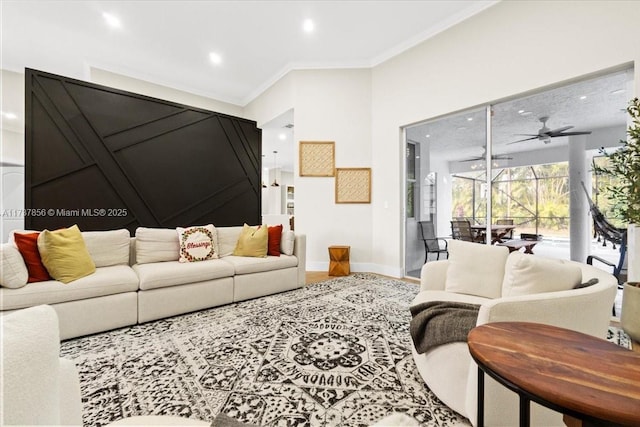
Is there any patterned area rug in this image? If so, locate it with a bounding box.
[607,325,633,350]
[61,274,470,427]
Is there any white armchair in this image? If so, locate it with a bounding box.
[1,305,83,425]
[1,305,210,427]
[411,240,617,427]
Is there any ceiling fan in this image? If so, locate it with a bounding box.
[459,146,512,163]
[508,116,592,145]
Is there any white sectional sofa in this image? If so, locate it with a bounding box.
[410,239,617,427]
[0,226,306,340]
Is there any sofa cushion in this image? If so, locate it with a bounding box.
[37,225,96,284]
[0,265,139,310]
[444,240,509,299]
[222,254,298,275]
[82,229,131,267]
[502,252,582,296]
[135,227,180,264]
[0,244,28,289]
[233,224,268,258]
[133,259,235,291]
[177,225,218,262]
[217,226,243,257]
[13,232,51,283]
[281,230,295,255]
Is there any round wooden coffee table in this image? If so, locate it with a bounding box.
[468,322,640,427]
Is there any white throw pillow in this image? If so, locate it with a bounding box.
[135,227,180,264]
[216,226,244,257]
[0,243,29,288]
[82,229,131,267]
[280,230,295,255]
[176,225,218,262]
[444,239,509,299]
[502,252,582,296]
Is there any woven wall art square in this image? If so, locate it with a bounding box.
[335,168,371,203]
[299,141,335,177]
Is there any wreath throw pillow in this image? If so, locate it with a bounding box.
[177,225,217,263]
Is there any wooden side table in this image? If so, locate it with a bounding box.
[468,322,640,427]
[328,245,350,276]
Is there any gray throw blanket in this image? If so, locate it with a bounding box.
[409,301,480,354]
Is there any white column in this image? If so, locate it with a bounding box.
[568,136,590,262]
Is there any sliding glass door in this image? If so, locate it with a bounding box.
[403,107,487,278]
[403,67,631,277]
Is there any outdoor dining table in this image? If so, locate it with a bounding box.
[470,224,516,244]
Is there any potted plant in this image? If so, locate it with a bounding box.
[594,97,640,341]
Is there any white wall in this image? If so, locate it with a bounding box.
[246,68,373,272]
[370,0,640,275]
[294,69,373,272]
[1,70,26,240]
[0,166,25,241]
[243,73,295,128]
[1,70,25,166]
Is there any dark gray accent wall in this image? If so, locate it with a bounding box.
[25,69,261,233]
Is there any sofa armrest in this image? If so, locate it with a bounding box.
[419,260,448,291]
[59,357,82,426]
[294,234,306,286]
[477,281,617,338]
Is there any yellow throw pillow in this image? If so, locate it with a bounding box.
[37,224,96,284]
[233,224,268,257]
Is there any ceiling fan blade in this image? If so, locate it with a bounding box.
[547,125,574,134]
[492,155,513,160]
[507,136,539,145]
[459,157,483,162]
[514,133,540,137]
[554,131,592,136]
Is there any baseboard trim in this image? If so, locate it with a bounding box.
[306,262,403,279]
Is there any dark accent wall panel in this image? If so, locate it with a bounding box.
[25,69,261,233]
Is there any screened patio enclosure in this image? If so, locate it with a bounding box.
[453,163,575,239]
[403,67,632,278]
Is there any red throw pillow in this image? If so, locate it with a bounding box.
[13,232,52,283]
[267,225,283,257]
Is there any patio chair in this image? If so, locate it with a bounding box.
[418,221,448,263]
[450,220,483,243]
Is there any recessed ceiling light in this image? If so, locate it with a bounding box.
[611,89,626,95]
[467,117,473,121]
[209,52,222,65]
[520,111,532,116]
[518,110,525,114]
[303,19,315,33]
[580,95,587,100]
[1,111,17,120]
[278,133,286,140]
[102,12,121,28]
[425,134,430,138]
